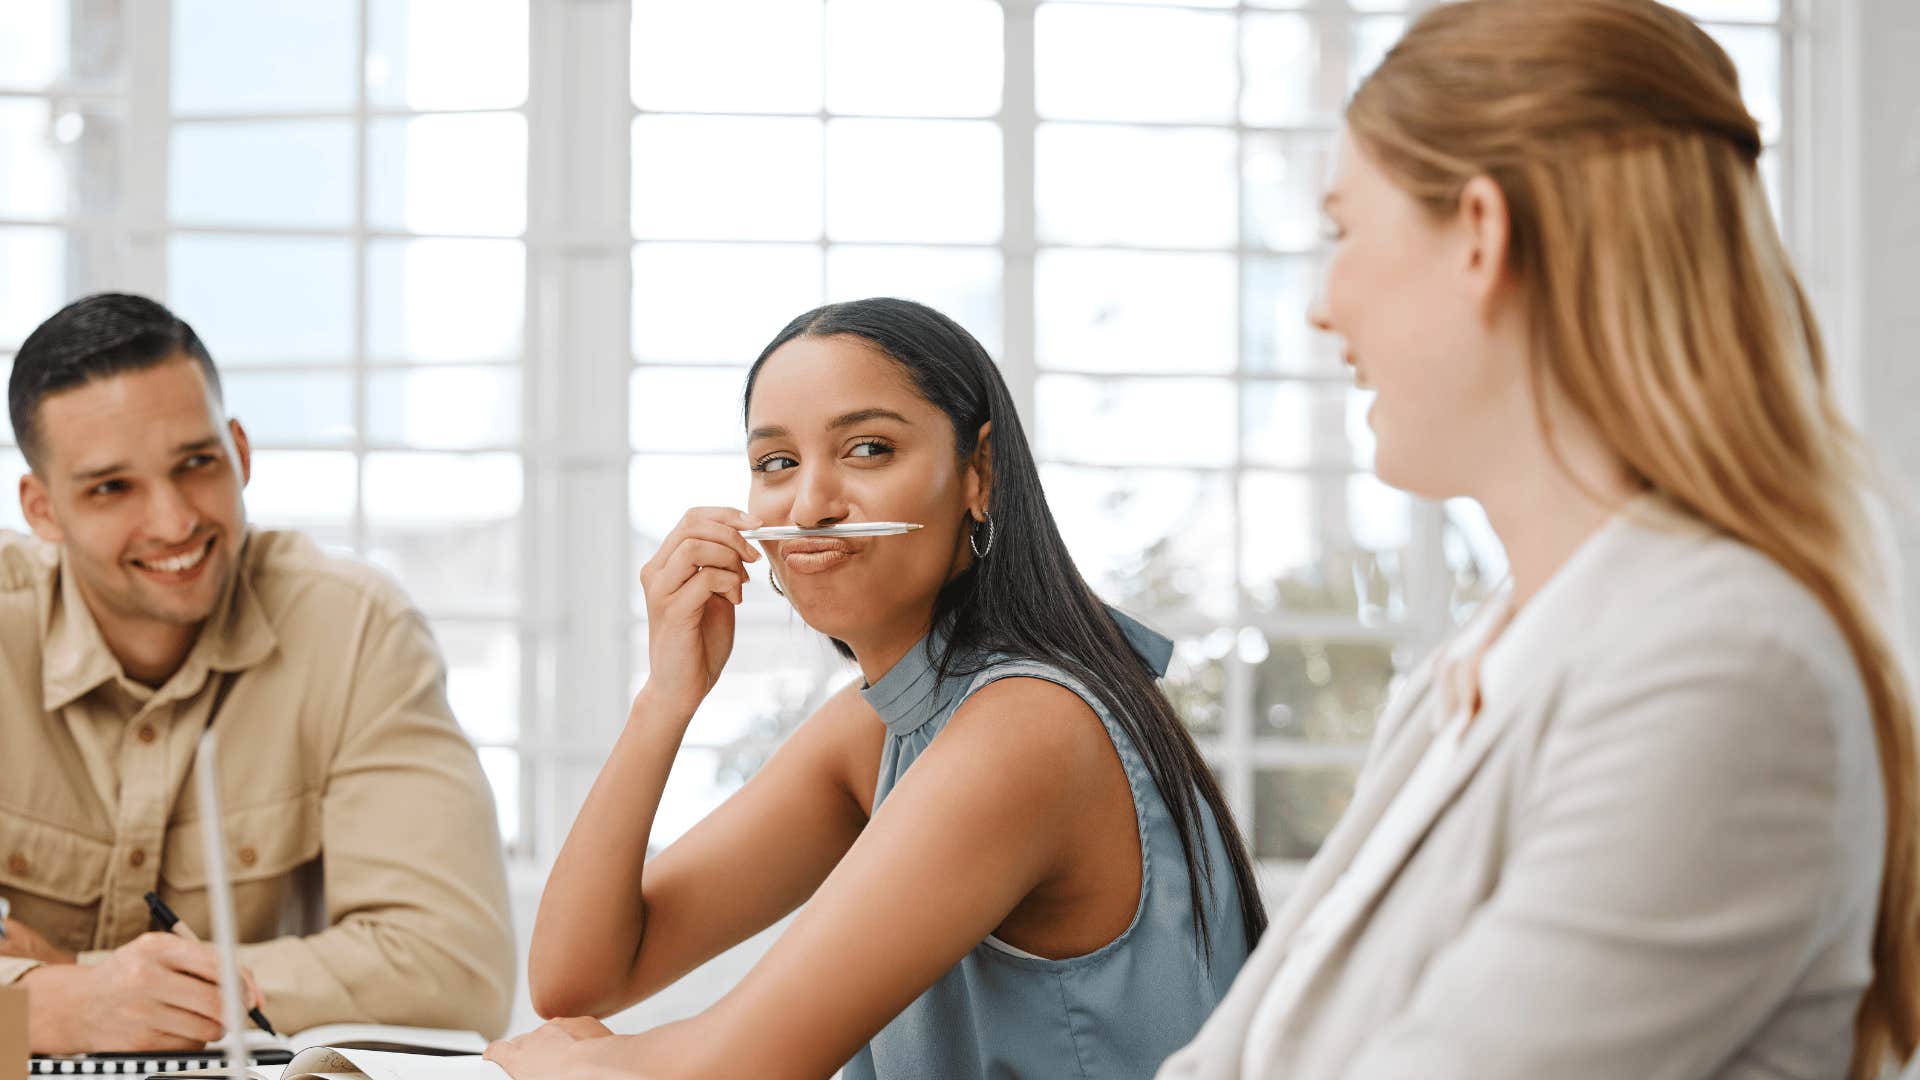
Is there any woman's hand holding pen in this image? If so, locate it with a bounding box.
[636,507,762,719]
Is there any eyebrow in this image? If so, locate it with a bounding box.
[747,407,913,444]
[69,437,222,483]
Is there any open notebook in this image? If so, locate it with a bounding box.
[159,1025,508,1079]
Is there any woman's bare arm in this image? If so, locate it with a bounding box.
[527,681,879,1019]
[545,678,1119,1078]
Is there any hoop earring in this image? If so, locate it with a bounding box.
[770,571,786,597]
[969,510,995,559]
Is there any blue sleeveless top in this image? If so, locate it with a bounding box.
[842,611,1254,1079]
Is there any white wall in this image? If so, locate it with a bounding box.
[1855,0,1920,659]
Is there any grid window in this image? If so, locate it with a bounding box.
[626,0,1007,850]
[163,0,535,853]
[0,0,126,532]
[8,0,1802,877]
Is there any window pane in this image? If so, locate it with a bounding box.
[1760,149,1783,232]
[367,0,529,110]
[1036,6,1235,124]
[369,114,527,236]
[647,747,739,851]
[1245,255,1342,375]
[0,0,69,87]
[1164,637,1228,736]
[1444,497,1508,617]
[629,454,759,617]
[1254,765,1357,860]
[1041,465,1235,618]
[0,227,66,351]
[634,620,844,747]
[633,243,822,364]
[1241,14,1331,128]
[1668,0,1781,19]
[443,622,520,742]
[1036,375,1235,467]
[632,0,821,114]
[631,368,748,454]
[363,452,522,613]
[1069,0,1233,8]
[246,450,357,552]
[633,116,823,241]
[1349,16,1407,93]
[225,371,354,447]
[477,746,523,853]
[0,99,69,219]
[367,239,525,363]
[826,247,1002,358]
[1036,250,1234,374]
[1254,637,1396,739]
[827,120,1001,244]
[172,0,356,114]
[1037,124,1236,248]
[0,449,25,534]
[1242,382,1373,470]
[170,236,354,365]
[170,121,355,227]
[827,0,1002,117]
[370,367,520,448]
[1703,25,1781,143]
[1244,133,1332,252]
[1241,471,1413,622]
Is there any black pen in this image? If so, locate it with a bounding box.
[144,890,278,1036]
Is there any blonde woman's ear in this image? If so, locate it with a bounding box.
[1458,174,1512,298]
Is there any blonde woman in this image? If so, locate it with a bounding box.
[1162,2,1919,1078]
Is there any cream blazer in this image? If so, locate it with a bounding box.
[1161,495,1888,1080]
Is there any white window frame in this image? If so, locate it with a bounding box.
[54,0,1842,880]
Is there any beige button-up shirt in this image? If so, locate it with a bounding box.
[0,529,515,1037]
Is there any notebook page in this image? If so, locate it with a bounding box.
[283,1049,508,1080]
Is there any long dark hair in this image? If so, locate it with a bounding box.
[744,297,1266,958]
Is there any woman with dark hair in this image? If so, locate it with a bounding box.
[487,297,1265,1079]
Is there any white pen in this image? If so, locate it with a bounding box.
[740,522,923,541]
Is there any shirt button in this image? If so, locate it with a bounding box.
[137,725,157,744]
[6,854,27,877]
[237,846,257,867]
[128,848,146,868]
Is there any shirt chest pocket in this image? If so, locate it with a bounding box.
[0,811,112,954]
[159,792,323,940]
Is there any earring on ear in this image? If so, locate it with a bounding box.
[770,571,786,597]
[969,510,995,559]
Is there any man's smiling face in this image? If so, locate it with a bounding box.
[20,354,252,636]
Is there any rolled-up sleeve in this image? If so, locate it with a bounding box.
[237,607,515,1037]
[0,957,42,984]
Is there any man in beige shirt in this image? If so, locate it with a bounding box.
[0,293,515,1052]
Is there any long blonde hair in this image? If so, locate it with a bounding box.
[1347,1,1917,1074]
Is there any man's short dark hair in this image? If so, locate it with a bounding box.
[9,293,223,468]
